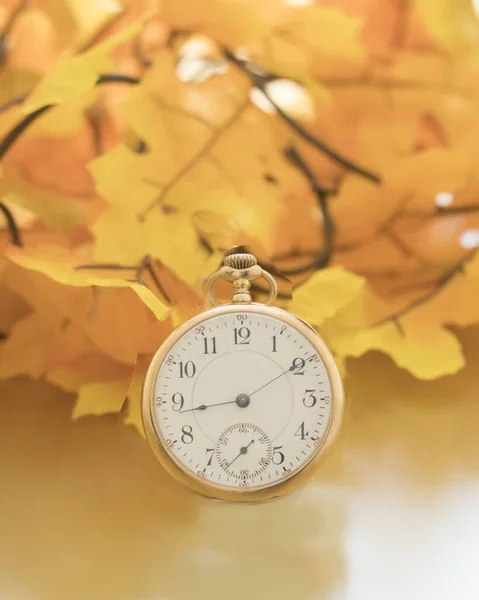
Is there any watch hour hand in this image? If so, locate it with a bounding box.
[179,399,237,413]
[179,355,316,413]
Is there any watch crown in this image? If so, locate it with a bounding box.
[223,253,257,270]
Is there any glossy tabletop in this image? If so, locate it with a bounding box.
[1,328,478,600]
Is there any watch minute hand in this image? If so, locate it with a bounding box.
[248,355,315,398]
[179,355,316,413]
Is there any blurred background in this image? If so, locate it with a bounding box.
[1,1,479,599]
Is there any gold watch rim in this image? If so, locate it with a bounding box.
[141,303,344,503]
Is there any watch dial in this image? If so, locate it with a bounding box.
[152,310,334,491]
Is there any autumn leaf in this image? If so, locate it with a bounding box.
[89,66,296,285]
[288,266,364,327]
[324,262,479,379]
[337,317,464,380]
[5,244,170,321]
[160,0,271,47]
[415,0,479,52]
[2,0,479,430]
[67,0,124,51]
[0,313,57,379]
[123,356,151,437]
[47,352,131,393]
[73,377,131,419]
[22,18,144,113]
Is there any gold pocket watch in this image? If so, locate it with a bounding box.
[142,252,344,502]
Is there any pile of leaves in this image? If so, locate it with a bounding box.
[1,0,479,435]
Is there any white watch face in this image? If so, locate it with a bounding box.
[152,309,334,492]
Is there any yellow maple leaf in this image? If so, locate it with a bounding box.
[283,6,366,64]
[0,311,91,379]
[90,144,225,286]
[123,356,151,438]
[89,74,291,285]
[73,377,131,419]
[47,352,131,393]
[161,0,271,47]
[336,317,464,380]
[6,244,170,321]
[287,266,365,327]
[467,252,479,278]
[324,261,479,380]
[1,245,173,383]
[411,268,479,328]
[0,313,54,379]
[416,0,479,52]
[22,18,144,114]
[66,0,124,51]
[262,5,367,80]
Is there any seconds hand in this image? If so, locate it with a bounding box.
[227,439,255,469]
[179,355,315,413]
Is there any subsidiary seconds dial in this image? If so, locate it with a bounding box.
[216,423,272,482]
[152,309,334,492]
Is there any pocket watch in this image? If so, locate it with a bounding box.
[142,252,344,502]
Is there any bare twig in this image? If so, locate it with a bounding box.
[373,250,477,327]
[0,104,52,159]
[278,145,337,276]
[437,206,479,215]
[223,49,381,184]
[402,206,479,218]
[0,73,140,161]
[0,201,23,246]
[96,73,140,86]
[75,255,172,304]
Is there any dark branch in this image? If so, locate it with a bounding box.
[0,201,23,246]
[223,49,381,184]
[75,263,138,271]
[142,256,172,304]
[0,73,140,161]
[437,206,479,215]
[278,145,336,276]
[373,250,477,327]
[0,104,53,159]
[75,256,172,304]
[96,73,140,86]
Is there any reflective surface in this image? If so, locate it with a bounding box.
[1,327,479,600]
